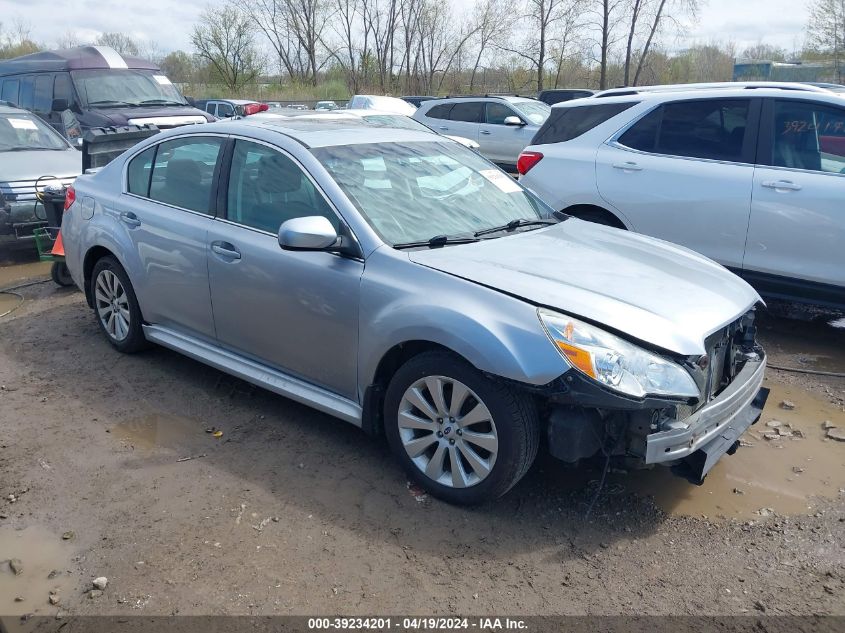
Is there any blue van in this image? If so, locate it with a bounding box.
[0,46,213,143]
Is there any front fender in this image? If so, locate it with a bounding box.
[358,249,569,394]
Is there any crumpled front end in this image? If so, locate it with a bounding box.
[542,308,769,484]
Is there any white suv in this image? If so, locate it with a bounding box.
[517,83,845,310]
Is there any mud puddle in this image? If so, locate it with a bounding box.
[0,526,77,622]
[0,261,52,288]
[619,379,845,520]
[758,314,845,374]
[112,412,213,451]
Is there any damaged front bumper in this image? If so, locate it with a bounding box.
[543,354,769,484]
[645,356,768,476]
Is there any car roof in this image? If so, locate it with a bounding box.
[219,117,438,148]
[0,46,158,74]
[560,83,845,108]
[593,81,831,98]
[430,95,537,103]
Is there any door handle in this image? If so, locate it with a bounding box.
[437,126,449,131]
[211,242,241,260]
[762,180,802,192]
[119,211,141,227]
[480,130,491,135]
[612,162,643,171]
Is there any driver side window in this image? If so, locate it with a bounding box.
[486,102,517,125]
[226,140,338,234]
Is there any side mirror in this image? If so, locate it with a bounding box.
[278,216,339,251]
[51,98,69,112]
[503,116,525,126]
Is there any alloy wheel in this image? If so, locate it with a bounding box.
[397,376,498,488]
[95,269,131,342]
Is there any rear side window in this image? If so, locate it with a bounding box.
[771,100,845,174]
[425,103,453,119]
[619,99,750,162]
[146,137,224,214]
[18,76,34,110]
[127,146,157,196]
[1,79,19,104]
[449,102,483,123]
[34,75,52,113]
[532,102,637,145]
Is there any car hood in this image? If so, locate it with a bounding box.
[407,219,761,355]
[0,149,81,182]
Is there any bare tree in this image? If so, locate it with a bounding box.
[325,0,369,91]
[95,32,140,56]
[468,0,516,91]
[191,6,262,93]
[807,0,845,82]
[501,0,578,91]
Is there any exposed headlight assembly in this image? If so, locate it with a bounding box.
[538,308,699,399]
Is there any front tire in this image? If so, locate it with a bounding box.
[91,256,148,353]
[384,351,539,505]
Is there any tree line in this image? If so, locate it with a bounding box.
[1,0,843,98]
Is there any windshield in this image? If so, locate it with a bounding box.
[71,69,186,107]
[0,113,69,151]
[362,114,430,133]
[311,141,552,245]
[511,100,551,125]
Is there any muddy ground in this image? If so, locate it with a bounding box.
[0,258,844,625]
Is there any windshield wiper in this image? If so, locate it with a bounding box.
[138,99,186,106]
[474,218,558,238]
[88,100,137,107]
[393,234,480,249]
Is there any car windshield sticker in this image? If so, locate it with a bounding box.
[153,75,173,85]
[8,118,39,130]
[479,169,521,193]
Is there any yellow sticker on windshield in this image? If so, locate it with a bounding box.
[479,169,521,194]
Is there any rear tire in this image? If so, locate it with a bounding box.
[50,262,74,287]
[91,256,148,353]
[384,351,539,505]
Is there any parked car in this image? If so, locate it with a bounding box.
[252,108,481,150]
[62,118,769,504]
[537,89,595,105]
[195,99,269,118]
[315,100,339,111]
[348,95,416,115]
[517,82,845,310]
[0,104,79,240]
[0,46,211,144]
[402,95,437,107]
[413,96,551,170]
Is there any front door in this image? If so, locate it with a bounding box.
[479,102,536,166]
[207,138,363,399]
[120,135,225,339]
[595,98,759,270]
[744,98,845,305]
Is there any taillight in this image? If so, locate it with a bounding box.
[63,185,76,211]
[517,151,543,175]
[258,103,269,112]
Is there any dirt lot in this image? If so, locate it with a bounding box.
[1,259,844,624]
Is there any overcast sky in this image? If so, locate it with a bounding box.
[5,0,809,57]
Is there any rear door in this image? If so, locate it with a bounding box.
[595,98,759,269]
[442,101,483,147]
[120,134,225,339]
[744,98,845,305]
